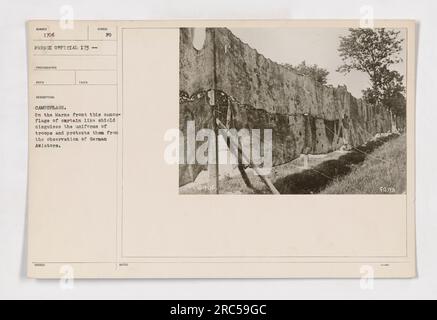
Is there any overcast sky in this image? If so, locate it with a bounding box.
[230,28,406,98]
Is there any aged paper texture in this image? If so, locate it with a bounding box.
[27,20,416,278]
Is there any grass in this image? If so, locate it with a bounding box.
[321,134,406,194]
[180,150,349,195]
[180,134,406,195]
[274,134,399,194]
[180,169,270,194]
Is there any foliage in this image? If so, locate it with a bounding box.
[282,61,329,85]
[337,28,406,115]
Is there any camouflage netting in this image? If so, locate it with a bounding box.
[179,28,397,186]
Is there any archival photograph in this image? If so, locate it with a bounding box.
[179,27,407,195]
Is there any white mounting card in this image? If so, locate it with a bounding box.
[26,20,416,278]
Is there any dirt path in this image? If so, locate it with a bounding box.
[180,134,398,194]
[274,134,398,194]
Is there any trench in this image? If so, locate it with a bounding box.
[273,134,397,194]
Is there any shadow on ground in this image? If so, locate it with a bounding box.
[274,134,398,194]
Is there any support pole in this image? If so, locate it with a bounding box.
[213,106,220,194]
[215,118,280,195]
[211,29,219,194]
[226,97,254,191]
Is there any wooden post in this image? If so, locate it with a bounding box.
[216,118,280,194]
[211,29,219,194]
[303,153,309,169]
[207,89,219,194]
[226,97,254,190]
[213,106,220,194]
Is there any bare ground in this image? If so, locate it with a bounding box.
[321,134,406,194]
[179,133,405,195]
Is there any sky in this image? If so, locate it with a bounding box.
[230,27,406,98]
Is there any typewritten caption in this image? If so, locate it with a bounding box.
[33,104,120,149]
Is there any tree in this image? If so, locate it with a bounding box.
[362,66,405,105]
[337,28,405,115]
[282,61,329,85]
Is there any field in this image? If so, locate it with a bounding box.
[180,134,406,195]
[322,134,406,194]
